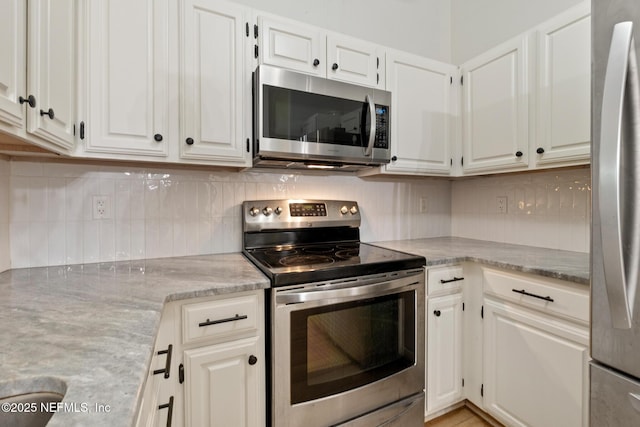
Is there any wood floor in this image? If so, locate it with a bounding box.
[424,406,492,427]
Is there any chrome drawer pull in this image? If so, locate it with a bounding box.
[198,313,248,328]
[440,276,464,284]
[512,288,554,303]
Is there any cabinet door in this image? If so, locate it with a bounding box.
[535,4,591,166]
[426,293,463,415]
[483,298,589,427]
[327,33,384,89]
[0,0,26,129]
[26,0,76,150]
[184,337,263,427]
[85,0,170,157]
[258,15,326,77]
[461,35,530,174]
[179,0,250,166]
[136,306,178,427]
[384,50,455,175]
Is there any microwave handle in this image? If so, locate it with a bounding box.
[364,95,376,156]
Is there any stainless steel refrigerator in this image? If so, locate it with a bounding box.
[592,1,640,425]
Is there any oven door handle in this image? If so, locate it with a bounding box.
[277,277,417,304]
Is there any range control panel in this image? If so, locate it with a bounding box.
[243,199,360,231]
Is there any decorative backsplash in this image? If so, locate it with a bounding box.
[3,159,591,269]
[451,167,591,253]
[7,159,451,268]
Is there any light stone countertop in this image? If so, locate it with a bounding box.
[0,253,269,427]
[0,237,589,427]
[374,237,590,285]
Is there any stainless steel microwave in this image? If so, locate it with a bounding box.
[253,65,391,171]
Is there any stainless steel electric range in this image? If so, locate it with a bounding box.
[242,199,426,427]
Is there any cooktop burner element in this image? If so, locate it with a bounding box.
[280,254,335,267]
[242,199,425,286]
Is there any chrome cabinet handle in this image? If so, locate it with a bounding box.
[599,21,640,329]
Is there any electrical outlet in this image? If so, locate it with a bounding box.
[419,197,428,214]
[93,195,111,219]
[497,196,507,214]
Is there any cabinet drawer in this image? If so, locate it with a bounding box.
[182,293,260,344]
[483,268,589,323]
[427,266,464,295]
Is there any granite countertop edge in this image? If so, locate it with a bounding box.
[0,237,589,426]
[0,253,270,427]
[373,237,590,286]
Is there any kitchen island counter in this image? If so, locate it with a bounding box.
[374,236,589,285]
[0,253,269,427]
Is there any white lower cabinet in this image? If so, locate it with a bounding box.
[136,303,178,427]
[425,266,465,417]
[426,293,463,414]
[183,336,262,427]
[136,290,265,427]
[424,264,589,425]
[482,268,589,427]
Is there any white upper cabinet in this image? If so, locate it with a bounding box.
[258,15,326,77]
[461,34,531,174]
[83,0,172,158]
[0,0,76,153]
[326,33,384,88]
[373,50,455,175]
[27,0,77,149]
[534,3,591,166]
[0,0,26,130]
[257,14,384,88]
[179,0,251,166]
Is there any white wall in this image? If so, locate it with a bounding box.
[451,168,590,252]
[236,0,452,63]
[451,0,586,63]
[0,156,9,272]
[8,158,451,268]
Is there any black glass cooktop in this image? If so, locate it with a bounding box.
[244,242,425,287]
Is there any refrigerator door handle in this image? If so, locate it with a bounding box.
[599,21,640,329]
[629,393,640,413]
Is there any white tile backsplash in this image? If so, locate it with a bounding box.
[7,158,452,268]
[451,168,591,252]
[4,158,591,268]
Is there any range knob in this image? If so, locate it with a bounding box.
[349,205,358,215]
[249,207,260,217]
[274,206,283,215]
[340,206,349,215]
[263,206,273,216]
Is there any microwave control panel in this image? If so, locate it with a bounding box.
[374,105,389,149]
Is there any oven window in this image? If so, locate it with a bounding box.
[263,85,370,146]
[289,290,415,404]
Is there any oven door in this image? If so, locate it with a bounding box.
[271,269,425,427]
[254,65,391,169]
